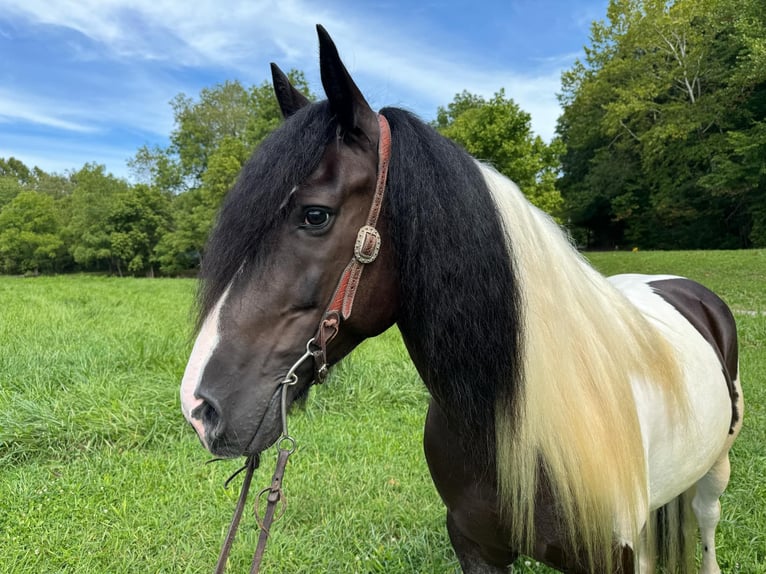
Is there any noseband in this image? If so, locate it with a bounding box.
[213,113,392,574]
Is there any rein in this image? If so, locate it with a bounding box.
[212,114,391,574]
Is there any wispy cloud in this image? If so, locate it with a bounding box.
[0,90,97,132]
[0,131,139,176]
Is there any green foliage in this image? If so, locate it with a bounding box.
[0,176,23,211]
[202,136,250,205]
[131,70,315,274]
[435,90,563,216]
[162,71,314,191]
[106,185,171,276]
[127,145,183,194]
[558,0,766,248]
[63,163,131,271]
[0,191,64,274]
[152,188,212,275]
[169,81,253,186]
[0,158,74,210]
[0,157,33,185]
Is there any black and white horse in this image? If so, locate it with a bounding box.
[180,25,743,573]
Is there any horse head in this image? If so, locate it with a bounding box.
[180,26,399,458]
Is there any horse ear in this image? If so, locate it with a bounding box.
[316,24,378,143]
[271,63,310,119]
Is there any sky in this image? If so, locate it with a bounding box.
[0,0,609,180]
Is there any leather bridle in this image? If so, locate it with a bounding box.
[212,113,391,574]
[309,112,391,382]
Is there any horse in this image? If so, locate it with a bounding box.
[180,25,743,573]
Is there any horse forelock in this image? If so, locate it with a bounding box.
[380,107,523,466]
[196,101,336,331]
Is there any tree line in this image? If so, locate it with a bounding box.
[558,0,765,249]
[1,71,558,276]
[1,0,764,275]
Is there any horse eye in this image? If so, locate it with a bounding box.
[303,208,330,227]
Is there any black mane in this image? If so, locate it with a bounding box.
[197,101,336,326]
[380,107,522,463]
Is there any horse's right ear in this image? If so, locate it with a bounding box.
[271,63,310,119]
[316,24,378,144]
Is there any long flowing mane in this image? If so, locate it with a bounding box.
[481,166,687,569]
[381,108,687,569]
[380,107,523,466]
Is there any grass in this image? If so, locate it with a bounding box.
[0,251,763,573]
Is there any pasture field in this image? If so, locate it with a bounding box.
[0,250,764,573]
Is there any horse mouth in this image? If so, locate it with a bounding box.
[242,385,284,456]
[195,384,280,458]
[197,357,316,458]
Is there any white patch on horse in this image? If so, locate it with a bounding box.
[180,285,232,448]
[609,274,733,507]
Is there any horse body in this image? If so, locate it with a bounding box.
[180,26,743,573]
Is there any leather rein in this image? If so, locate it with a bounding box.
[212,114,391,574]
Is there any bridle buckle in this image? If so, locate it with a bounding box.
[354,225,381,264]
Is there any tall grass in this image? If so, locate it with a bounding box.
[0,251,763,573]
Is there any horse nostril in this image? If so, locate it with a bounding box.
[193,398,223,440]
[201,401,220,430]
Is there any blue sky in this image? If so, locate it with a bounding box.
[0,0,608,180]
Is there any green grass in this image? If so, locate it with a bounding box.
[0,251,763,573]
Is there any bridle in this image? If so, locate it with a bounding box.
[212,113,391,574]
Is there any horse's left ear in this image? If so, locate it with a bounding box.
[271,63,311,119]
[316,24,379,144]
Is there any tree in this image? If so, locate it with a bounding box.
[0,176,23,211]
[0,157,33,185]
[0,157,33,210]
[557,0,766,248]
[127,145,184,195]
[164,71,314,189]
[152,188,212,275]
[0,191,64,274]
[135,70,315,273]
[63,163,130,271]
[434,90,564,216]
[106,184,171,276]
[31,169,74,201]
[699,0,766,246]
